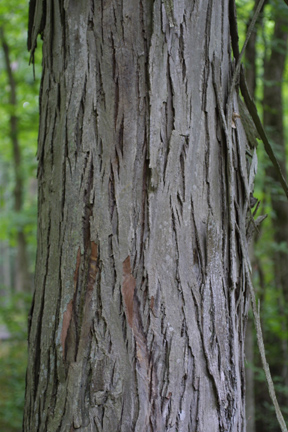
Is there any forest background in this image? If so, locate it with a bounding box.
[0,0,288,431]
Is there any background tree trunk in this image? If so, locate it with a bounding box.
[261,10,288,428]
[242,4,266,430]
[24,1,254,430]
[0,27,31,293]
[0,241,12,293]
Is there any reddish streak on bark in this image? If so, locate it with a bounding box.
[76,241,99,359]
[88,241,98,291]
[74,248,81,284]
[61,248,81,357]
[61,299,73,357]
[122,256,136,328]
[121,258,160,425]
[150,295,157,317]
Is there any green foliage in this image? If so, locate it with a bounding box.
[237,0,288,430]
[0,0,41,257]
[0,1,40,430]
[0,341,28,432]
[0,292,32,432]
[0,292,32,338]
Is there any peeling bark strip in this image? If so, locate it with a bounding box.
[88,242,98,291]
[122,256,135,328]
[122,257,163,430]
[24,0,254,431]
[61,248,81,357]
[61,243,98,359]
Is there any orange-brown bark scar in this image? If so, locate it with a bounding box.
[122,256,136,328]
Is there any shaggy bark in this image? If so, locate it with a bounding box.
[24,1,254,431]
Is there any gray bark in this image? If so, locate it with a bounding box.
[245,317,255,432]
[24,1,254,431]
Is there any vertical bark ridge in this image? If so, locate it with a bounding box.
[24,0,253,431]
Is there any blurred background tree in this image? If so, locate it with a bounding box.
[1,0,288,431]
[0,0,41,430]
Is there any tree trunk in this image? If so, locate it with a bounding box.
[245,317,256,432]
[24,1,254,430]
